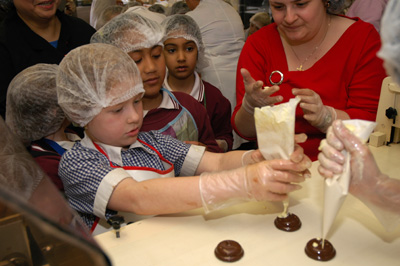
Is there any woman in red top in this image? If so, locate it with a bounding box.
[232,0,386,160]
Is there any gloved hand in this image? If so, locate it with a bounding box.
[318,120,400,214]
[292,88,337,133]
[240,68,283,114]
[242,134,307,166]
[199,156,311,213]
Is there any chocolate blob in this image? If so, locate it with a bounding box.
[274,213,302,232]
[305,238,336,261]
[214,240,244,262]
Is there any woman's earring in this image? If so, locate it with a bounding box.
[325,0,331,8]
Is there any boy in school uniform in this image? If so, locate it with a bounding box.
[56,43,311,230]
[162,14,234,152]
[91,11,222,153]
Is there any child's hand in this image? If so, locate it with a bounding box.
[241,150,264,166]
[199,156,311,213]
[246,158,311,202]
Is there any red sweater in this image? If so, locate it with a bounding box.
[232,17,386,160]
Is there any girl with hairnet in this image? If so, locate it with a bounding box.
[5,63,81,192]
[162,14,233,152]
[56,43,311,232]
[91,11,222,153]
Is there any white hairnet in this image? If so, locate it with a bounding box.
[5,64,64,144]
[169,1,190,15]
[162,14,209,71]
[57,43,145,127]
[125,6,166,24]
[96,5,124,30]
[91,11,164,53]
[90,0,115,30]
[378,0,400,85]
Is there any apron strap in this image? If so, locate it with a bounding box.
[92,140,174,174]
[159,88,199,134]
[43,139,66,156]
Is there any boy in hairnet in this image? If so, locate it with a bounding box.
[162,14,233,152]
[91,11,222,153]
[5,63,81,192]
[56,43,311,231]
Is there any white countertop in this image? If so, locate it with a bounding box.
[94,144,400,265]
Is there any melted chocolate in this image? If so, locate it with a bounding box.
[214,240,244,262]
[305,238,336,261]
[274,213,302,232]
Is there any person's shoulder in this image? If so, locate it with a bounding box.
[173,91,207,109]
[138,130,183,147]
[62,141,92,160]
[172,90,199,104]
[0,7,20,36]
[202,80,228,99]
[172,91,209,117]
[339,15,379,37]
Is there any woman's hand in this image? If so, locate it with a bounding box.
[292,88,336,132]
[240,68,283,114]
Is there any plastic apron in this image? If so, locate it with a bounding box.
[91,139,175,235]
[158,88,199,142]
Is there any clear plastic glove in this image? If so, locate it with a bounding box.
[199,157,311,213]
[292,88,337,133]
[242,134,308,166]
[240,68,283,114]
[318,120,400,218]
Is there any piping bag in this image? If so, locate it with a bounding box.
[254,97,300,216]
[321,119,376,240]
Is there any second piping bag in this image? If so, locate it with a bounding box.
[321,119,376,239]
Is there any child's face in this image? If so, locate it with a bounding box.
[163,37,198,81]
[128,45,166,99]
[86,93,144,148]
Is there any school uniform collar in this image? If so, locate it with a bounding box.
[158,88,181,110]
[163,71,204,102]
[80,132,156,166]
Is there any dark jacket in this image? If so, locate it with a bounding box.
[0,7,96,118]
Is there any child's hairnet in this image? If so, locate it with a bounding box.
[161,14,209,71]
[378,0,400,85]
[57,43,144,127]
[89,0,115,29]
[169,1,190,15]
[5,64,64,144]
[91,11,164,53]
[96,5,124,30]
[124,6,166,24]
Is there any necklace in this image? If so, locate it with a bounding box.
[290,17,331,71]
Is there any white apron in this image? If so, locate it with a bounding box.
[91,140,175,235]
